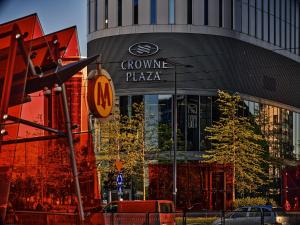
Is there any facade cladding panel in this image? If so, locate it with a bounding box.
[88,33,300,110]
[88,0,300,209]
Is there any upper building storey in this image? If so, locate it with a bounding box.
[87,0,300,63]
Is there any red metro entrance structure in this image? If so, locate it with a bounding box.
[0,14,98,221]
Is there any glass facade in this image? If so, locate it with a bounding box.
[105,0,108,28]
[90,0,300,57]
[219,0,223,27]
[204,0,208,25]
[187,0,193,25]
[150,0,157,24]
[120,95,300,159]
[88,0,91,33]
[118,0,122,26]
[133,0,139,25]
[118,94,300,208]
[95,0,98,31]
[234,0,300,54]
[169,0,175,24]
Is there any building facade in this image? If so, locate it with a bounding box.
[87,0,300,209]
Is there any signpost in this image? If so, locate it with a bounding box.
[117,172,123,199]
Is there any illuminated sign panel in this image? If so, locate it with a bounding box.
[88,69,115,118]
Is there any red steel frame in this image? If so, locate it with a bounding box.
[0,15,98,222]
[0,24,20,143]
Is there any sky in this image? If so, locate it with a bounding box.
[0,0,87,56]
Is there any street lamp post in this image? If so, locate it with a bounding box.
[158,58,192,209]
[173,64,177,209]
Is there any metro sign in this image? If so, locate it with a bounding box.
[88,69,115,118]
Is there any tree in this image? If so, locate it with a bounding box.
[95,102,158,200]
[203,90,269,201]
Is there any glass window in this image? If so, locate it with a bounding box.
[145,95,159,149]
[242,0,249,34]
[95,0,98,31]
[249,0,255,36]
[286,0,290,49]
[256,0,262,39]
[219,0,223,27]
[200,96,212,150]
[158,95,172,152]
[281,0,286,48]
[262,208,272,217]
[232,207,248,218]
[150,0,157,24]
[249,207,261,217]
[231,0,234,29]
[169,0,175,24]
[270,0,275,44]
[118,0,122,26]
[160,203,173,213]
[187,0,193,24]
[105,0,108,28]
[263,0,269,41]
[296,0,299,55]
[187,96,199,151]
[275,0,281,46]
[204,0,208,25]
[88,0,91,33]
[291,0,295,53]
[235,0,242,32]
[177,95,186,151]
[248,101,255,115]
[293,113,300,160]
[133,0,139,24]
[120,96,129,116]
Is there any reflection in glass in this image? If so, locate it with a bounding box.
[105,0,108,28]
[150,0,157,24]
[293,113,300,159]
[169,0,175,24]
[187,96,199,151]
[95,0,98,31]
[187,0,193,25]
[118,0,122,26]
[120,96,299,161]
[158,95,172,152]
[134,0,139,25]
[177,95,186,151]
[204,0,208,25]
[200,96,212,150]
[145,95,159,149]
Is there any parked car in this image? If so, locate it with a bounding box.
[101,200,176,225]
[212,206,289,225]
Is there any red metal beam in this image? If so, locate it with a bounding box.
[0,24,20,143]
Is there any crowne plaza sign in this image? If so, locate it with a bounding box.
[88,69,115,118]
[121,42,171,82]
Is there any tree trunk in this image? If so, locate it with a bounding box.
[108,190,112,203]
[232,124,236,205]
[142,146,146,200]
[232,164,235,203]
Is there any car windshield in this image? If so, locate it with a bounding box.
[160,203,173,213]
[231,207,248,218]
[225,212,234,218]
[273,207,287,216]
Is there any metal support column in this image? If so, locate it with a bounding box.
[0,24,20,222]
[61,84,85,221]
[0,25,19,137]
[173,65,177,209]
